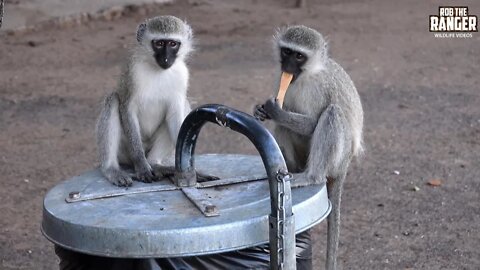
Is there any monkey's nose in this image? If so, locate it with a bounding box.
[156,58,173,69]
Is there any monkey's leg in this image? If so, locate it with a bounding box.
[147,125,176,180]
[119,103,155,183]
[291,104,351,187]
[274,126,302,172]
[96,93,133,187]
[297,104,351,270]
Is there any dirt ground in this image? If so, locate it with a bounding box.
[1,0,479,269]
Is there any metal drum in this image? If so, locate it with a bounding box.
[42,105,331,270]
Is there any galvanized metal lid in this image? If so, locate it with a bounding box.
[42,154,330,258]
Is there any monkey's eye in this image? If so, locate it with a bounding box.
[152,40,165,48]
[281,48,292,56]
[168,41,178,47]
[296,53,305,61]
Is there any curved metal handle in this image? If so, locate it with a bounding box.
[175,104,296,270]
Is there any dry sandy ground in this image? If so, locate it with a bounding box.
[2,0,172,30]
[1,0,479,269]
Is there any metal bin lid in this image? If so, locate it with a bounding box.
[42,154,330,258]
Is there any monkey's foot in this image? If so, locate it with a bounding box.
[290,173,325,188]
[103,168,133,187]
[151,164,176,180]
[152,166,219,182]
[196,171,220,182]
[133,162,156,183]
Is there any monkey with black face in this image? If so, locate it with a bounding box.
[96,16,195,187]
[254,26,364,270]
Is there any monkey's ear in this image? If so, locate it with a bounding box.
[136,23,147,43]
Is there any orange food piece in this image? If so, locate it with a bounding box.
[276,72,293,108]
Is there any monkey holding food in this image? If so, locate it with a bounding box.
[254,25,364,270]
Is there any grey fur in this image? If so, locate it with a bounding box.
[136,23,147,43]
[280,25,325,51]
[96,16,193,187]
[146,15,192,39]
[255,25,364,270]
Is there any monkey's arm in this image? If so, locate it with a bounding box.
[263,98,317,136]
[118,102,155,182]
[150,100,186,178]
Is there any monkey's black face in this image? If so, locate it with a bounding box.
[280,47,307,82]
[151,39,181,69]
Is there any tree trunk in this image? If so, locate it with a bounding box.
[295,0,306,8]
[0,0,4,28]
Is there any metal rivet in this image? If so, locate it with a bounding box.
[68,192,80,199]
[205,205,216,213]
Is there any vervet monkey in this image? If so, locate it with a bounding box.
[254,25,364,270]
[96,16,194,187]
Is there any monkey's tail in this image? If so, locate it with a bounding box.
[326,173,345,270]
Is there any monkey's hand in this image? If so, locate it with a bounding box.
[263,98,318,136]
[133,162,156,183]
[263,98,284,121]
[254,104,271,121]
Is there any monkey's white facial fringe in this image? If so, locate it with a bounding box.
[272,27,288,63]
[303,45,328,74]
[277,40,310,56]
